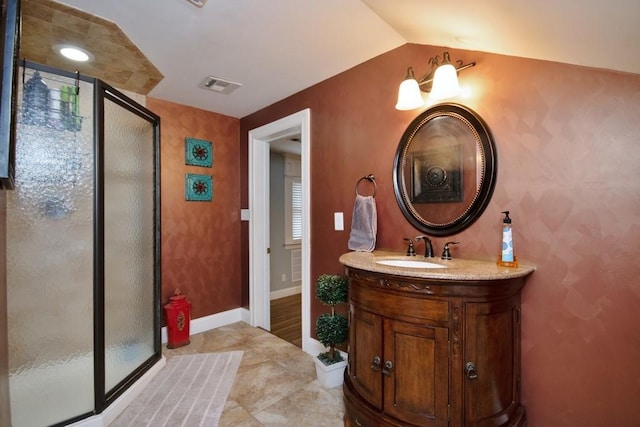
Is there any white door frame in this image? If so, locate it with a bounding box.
[248,109,312,354]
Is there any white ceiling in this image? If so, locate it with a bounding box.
[57,0,640,119]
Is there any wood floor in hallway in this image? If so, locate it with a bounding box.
[270,293,302,347]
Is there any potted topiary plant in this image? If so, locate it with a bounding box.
[314,273,349,388]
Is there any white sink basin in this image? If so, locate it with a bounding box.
[376,259,447,269]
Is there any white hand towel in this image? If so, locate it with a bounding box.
[348,195,377,252]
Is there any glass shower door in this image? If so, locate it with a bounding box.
[8,67,96,427]
[99,85,159,398]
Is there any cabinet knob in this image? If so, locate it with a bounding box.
[465,362,478,379]
[382,360,394,376]
[370,356,381,371]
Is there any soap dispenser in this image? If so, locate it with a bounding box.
[497,211,518,267]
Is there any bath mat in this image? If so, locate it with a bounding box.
[112,351,243,426]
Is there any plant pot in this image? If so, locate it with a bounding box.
[314,356,347,389]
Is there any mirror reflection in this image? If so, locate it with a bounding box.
[393,103,497,236]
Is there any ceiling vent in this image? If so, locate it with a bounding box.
[186,0,208,7]
[199,76,242,95]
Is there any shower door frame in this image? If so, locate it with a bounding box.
[93,78,162,415]
[18,61,162,425]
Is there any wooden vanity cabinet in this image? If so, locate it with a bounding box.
[343,268,528,427]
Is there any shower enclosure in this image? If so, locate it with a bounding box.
[6,61,161,426]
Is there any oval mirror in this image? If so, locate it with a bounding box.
[393,103,497,236]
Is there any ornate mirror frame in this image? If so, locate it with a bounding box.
[393,103,497,236]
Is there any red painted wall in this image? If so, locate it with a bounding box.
[240,43,640,425]
[147,98,241,320]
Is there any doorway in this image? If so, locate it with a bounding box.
[248,109,311,354]
[268,142,302,347]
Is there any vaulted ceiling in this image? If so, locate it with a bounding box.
[21,0,640,118]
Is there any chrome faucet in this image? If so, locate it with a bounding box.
[414,235,434,258]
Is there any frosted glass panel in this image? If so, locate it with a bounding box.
[103,96,155,392]
[7,68,95,426]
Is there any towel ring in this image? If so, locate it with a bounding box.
[355,174,377,197]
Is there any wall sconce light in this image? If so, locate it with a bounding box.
[395,52,476,110]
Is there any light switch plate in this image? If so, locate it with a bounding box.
[334,212,344,231]
[241,209,250,221]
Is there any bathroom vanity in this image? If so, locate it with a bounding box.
[339,251,535,427]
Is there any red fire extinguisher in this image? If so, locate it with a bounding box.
[164,289,191,349]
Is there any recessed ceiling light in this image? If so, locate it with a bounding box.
[54,44,94,62]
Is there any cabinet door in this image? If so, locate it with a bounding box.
[383,318,449,426]
[464,297,522,425]
[349,305,383,409]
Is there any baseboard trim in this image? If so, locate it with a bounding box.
[161,307,251,343]
[270,285,301,300]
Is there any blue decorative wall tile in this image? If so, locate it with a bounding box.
[185,137,213,167]
[185,174,213,201]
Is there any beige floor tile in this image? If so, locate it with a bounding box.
[218,399,262,426]
[163,322,344,426]
[253,381,344,426]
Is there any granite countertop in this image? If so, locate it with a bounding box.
[339,250,536,281]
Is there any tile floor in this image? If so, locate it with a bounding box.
[163,322,345,426]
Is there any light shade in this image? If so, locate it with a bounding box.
[430,62,460,100]
[55,44,94,62]
[395,67,424,110]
